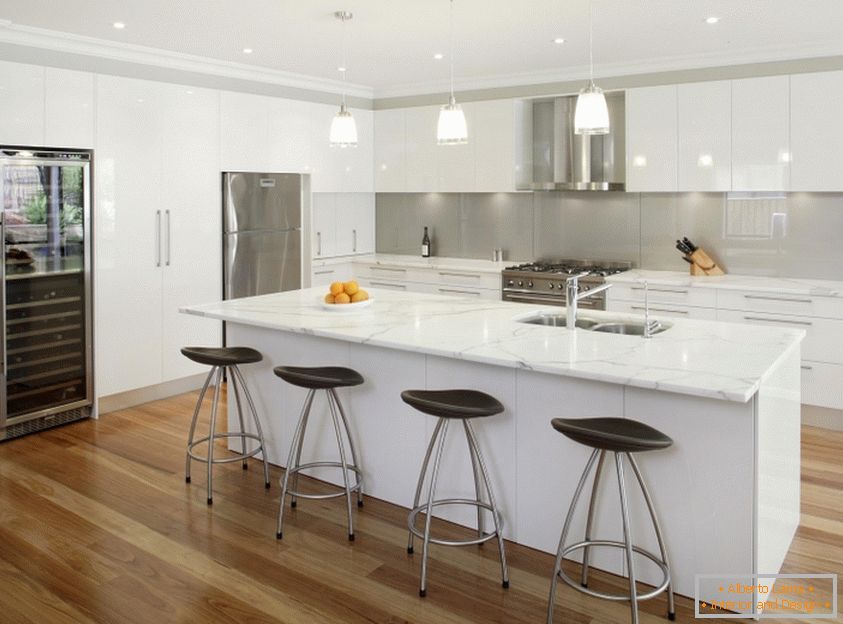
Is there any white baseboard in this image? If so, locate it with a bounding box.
[97,374,207,415]
[802,404,843,431]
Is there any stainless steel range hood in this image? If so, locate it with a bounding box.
[519,92,625,191]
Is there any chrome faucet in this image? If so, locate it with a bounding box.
[641,280,662,339]
[565,272,612,329]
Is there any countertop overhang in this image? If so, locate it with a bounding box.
[181,287,804,403]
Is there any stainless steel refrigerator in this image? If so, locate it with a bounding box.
[0,147,94,440]
[222,172,309,300]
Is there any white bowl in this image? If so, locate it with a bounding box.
[318,296,373,311]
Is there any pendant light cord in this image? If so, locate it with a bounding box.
[341,14,348,108]
[449,0,455,102]
[588,1,595,87]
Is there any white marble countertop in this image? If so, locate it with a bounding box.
[181,287,804,403]
[312,253,525,274]
[607,269,843,298]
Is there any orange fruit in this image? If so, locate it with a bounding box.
[335,292,351,304]
[329,282,344,296]
[324,293,335,304]
[344,280,359,296]
[351,289,368,303]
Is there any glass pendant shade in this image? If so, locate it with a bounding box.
[437,97,468,145]
[574,83,610,135]
[329,104,358,147]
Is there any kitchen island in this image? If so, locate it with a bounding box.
[181,287,803,609]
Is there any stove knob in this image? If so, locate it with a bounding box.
[527,281,533,288]
[548,283,555,290]
[507,280,514,287]
[518,281,523,287]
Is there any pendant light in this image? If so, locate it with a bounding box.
[437,0,468,145]
[574,2,610,135]
[329,11,358,148]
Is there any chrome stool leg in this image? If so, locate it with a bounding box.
[231,366,271,489]
[185,366,216,484]
[407,418,445,555]
[628,453,676,620]
[465,421,485,540]
[547,448,601,624]
[464,420,509,588]
[205,367,223,505]
[228,367,249,470]
[419,419,450,597]
[580,450,606,588]
[615,452,639,624]
[329,388,364,507]
[288,396,311,509]
[327,389,355,541]
[277,389,315,539]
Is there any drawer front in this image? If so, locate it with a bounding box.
[431,285,499,300]
[717,290,843,320]
[355,262,500,290]
[801,361,843,409]
[608,284,717,308]
[432,269,500,290]
[607,300,718,320]
[355,263,423,283]
[716,309,843,364]
[311,263,354,287]
[356,277,414,292]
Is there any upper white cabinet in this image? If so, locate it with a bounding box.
[309,102,374,193]
[374,108,407,191]
[0,61,45,145]
[790,70,843,191]
[731,76,790,191]
[474,100,517,192]
[626,85,678,192]
[677,81,731,191]
[45,68,95,148]
[405,105,440,191]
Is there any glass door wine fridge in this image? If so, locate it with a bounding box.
[0,147,93,440]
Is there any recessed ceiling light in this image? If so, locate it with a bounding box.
[242,47,253,54]
[553,37,566,44]
[433,53,444,60]
[337,65,347,72]
[112,21,125,29]
[705,16,720,24]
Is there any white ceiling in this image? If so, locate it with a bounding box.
[1,0,842,97]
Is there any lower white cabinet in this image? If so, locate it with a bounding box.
[607,299,717,321]
[311,262,355,287]
[353,261,500,300]
[800,362,843,410]
[96,76,221,397]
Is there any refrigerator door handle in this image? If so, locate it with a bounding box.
[165,209,171,266]
[155,210,162,267]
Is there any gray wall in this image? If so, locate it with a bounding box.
[376,192,843,280]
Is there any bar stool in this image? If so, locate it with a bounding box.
[274,365,364,541]
[182,346,270,505]
[547,417,675,624]
[401,389,509,597]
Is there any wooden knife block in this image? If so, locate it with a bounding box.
[689,248,725,276]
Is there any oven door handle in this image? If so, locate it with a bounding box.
[503,292,565,305]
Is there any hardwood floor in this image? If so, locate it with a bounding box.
[0,389,840,623]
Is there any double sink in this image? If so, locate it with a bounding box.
[516,312,671,336]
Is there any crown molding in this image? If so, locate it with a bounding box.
[373,38,843,99]
[0,22,375,99]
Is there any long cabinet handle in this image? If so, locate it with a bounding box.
[438,288,481,296]
[370,266,406,273]
[352,229,357,253]
[801,365,814,371]
[630,305,689,315]
[744,294,812,304]
[369,281,406,289]
[630,286,688,294]
[743,315,813,326]
[155,210,161,267]
[439,271,481,279]
[316,232,321,256]
[165,209,171,266]
[313,269,334,276]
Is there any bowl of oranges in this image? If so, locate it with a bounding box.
[320,280,372,310]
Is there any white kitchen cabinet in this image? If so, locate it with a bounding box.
[437,102,475,192]
[268,96,312,174]
[606,299,717,321]
[0,61,45,146]
[731,76,790,191]
[405,105,440,191]
[474,99,517,192]
[45,68,94,148]
[335,194,375,255]
[312,193,338,258]
[311,261,355,287]
[790,70,843,191]
[625,85,678,192]
[220,91,273,171]
[96,76,220,397]
[340,108,374,192]
[677,81,731,191]
[374,108,407,191]
[310,103,373,192]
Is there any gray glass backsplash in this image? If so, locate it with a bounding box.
[376,192,843,280]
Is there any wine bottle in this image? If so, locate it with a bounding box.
[421,227,431,258]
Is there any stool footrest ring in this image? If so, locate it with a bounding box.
[283,461,363,501]
[188,432,264,464]
[558,539,671,602]
[408,498,504,547]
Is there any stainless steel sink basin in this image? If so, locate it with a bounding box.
[591,322,669,336]
[515,312,671,335]
[517,313,600,330]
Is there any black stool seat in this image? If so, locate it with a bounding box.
[401,389,504,420]
[181,346,262,367]
[551,417,672,453]
[273,366,364,389]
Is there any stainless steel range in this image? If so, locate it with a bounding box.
[501,259,632,309]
